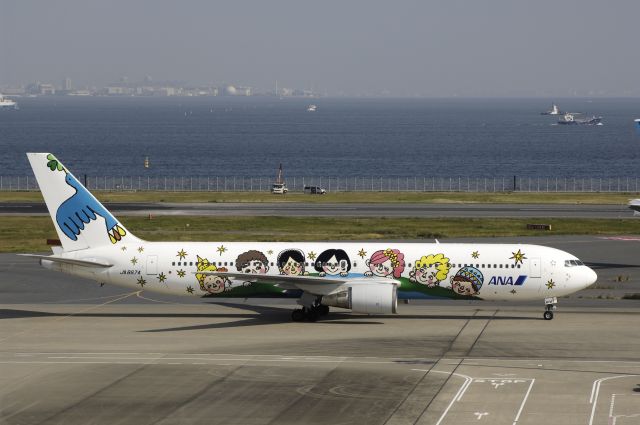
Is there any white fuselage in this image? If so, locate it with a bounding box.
[44,241,595,301]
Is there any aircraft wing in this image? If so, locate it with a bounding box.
[197,271,399,295]
[18,254,113,268]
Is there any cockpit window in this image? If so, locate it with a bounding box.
[564,259,584,267]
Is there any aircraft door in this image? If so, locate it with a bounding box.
[146,255,158,275]
[530,258,541,278]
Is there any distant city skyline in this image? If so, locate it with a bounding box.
[1,1,639,97]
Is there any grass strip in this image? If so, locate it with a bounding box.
[0,191,637,204]
[3,216,640,253]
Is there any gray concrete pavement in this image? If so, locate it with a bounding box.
[1,235,639,425]
[1,302,639,425]
[0,201,634,218]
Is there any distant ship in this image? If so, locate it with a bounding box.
[541,103,563,115]
[558,113,602,126]
[0,94,17,110]
[306,104,317,112]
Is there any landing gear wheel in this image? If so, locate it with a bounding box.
[543,311,554,320]
[306,308,319,322]
[291,309,305,322]
[318,305,330,316]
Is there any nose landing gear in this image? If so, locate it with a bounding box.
[543,297,557,320]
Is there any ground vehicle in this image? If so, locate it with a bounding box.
[304,185,326,195]
[271,183,288,194]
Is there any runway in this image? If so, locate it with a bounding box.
[1,235,639,424]
[0,201,633,218]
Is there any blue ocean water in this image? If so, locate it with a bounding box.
[0,96,639,178]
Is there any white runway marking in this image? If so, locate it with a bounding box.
[511,379,535,425]
[589,375,640,425]
[434,377,535,425]
[434,372,473,425]
[599,236,640,241]
[609,394,640,425]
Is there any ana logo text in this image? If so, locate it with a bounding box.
[488,275,527,286]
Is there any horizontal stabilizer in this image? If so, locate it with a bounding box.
[18,254,113,268]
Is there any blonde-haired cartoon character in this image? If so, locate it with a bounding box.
[364,248,405,278]
[196,255,229,294]
[409,254,451,288]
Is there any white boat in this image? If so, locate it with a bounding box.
[0,94,18,110]
[541,103,562,115]
[306,104,317,112]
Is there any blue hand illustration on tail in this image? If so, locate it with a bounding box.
[56,173,126,244]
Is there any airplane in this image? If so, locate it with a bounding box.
[21,153,597,322]
[628,199,640,215]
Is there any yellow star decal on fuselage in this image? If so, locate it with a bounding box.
[177,249,188,260]
[177,269,186,278]
[308,251,317,261]
[157,273,167,283]
[358,249,367,259]
[471,251,479,259]
[510,249,526,265]
[217,245,227,256]
[546,279,555,289]
[130,257,138,265]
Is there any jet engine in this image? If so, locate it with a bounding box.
[322,283,398,314]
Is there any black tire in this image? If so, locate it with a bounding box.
[306,309,319,322]
[543,311,554,320]
[318,305,330,316]
[291,309,305,322]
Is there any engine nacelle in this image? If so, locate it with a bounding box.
[322,283,398,314]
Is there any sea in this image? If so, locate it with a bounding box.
[0,96,639,179]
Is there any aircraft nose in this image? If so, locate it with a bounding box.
[583,267,597,289]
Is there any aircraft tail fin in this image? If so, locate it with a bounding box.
[26,153,140,252]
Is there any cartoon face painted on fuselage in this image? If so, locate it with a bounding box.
[368,258,394,278]
[322,255,349,275]
[451,279,477,296]
[202,275,226,294]
[282,257,303,276]
[242,260,268,274]
[414,264,441,287]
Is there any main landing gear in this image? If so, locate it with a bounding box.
[543,297,557,320]
[291,305,330,322]
[292,293,330,322]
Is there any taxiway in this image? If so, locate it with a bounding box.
[1,235,639,424]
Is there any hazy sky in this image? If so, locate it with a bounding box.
[1,0,639,96]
